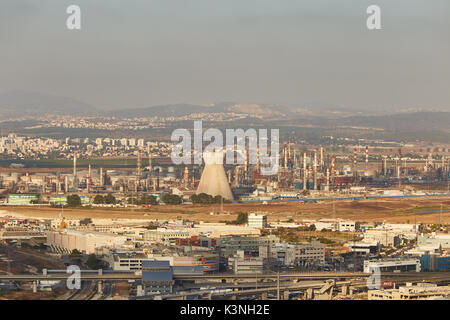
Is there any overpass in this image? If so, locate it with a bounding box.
[1,270,449,298]
[1,270,450,282]
[1,270,449,284]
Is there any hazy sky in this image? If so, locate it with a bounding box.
[1,0,449,111]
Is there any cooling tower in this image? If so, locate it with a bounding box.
[196,151,234,200]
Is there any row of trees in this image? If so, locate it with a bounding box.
[127,195,158,205]
[190,193,231,204]
[93,194,116,204]
[65,193,231,207]
[161,194,182,205]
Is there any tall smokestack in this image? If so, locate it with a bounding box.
[353,148,357,167]
[73,153,77,178]
[365,146,369,170]
[326,167,330,191]
[148,145,152,173]
[288,142,292,167]
[244,147,248,180]
[184,166,189,187]
[303,152,307,190]
[331,156,335,177]
[314,151,318,190]
[320,146,324,169]
[72,153,77,189]
[137,152,142,177]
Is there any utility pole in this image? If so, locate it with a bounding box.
[277,272,280,300]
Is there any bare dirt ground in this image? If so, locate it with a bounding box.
[1,196,449,224]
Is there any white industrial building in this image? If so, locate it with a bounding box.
[230,251,264,274]
[364,258,421,273]
[46,229,128,254]
[363,229,401,247]
[247,213,267,229]
[418,233,450,249]
[368,283,450,300]
[270,240,325,266]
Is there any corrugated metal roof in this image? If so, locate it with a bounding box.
[172,266,204,275]
[142,271,173,282]
[142,260,170,269]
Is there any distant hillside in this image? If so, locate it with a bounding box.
[109,102,296,119]
[109,103,216,118]
[0,90,96,117]
[332,112,450,132]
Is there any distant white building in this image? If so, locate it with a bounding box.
[363,229,401,247]
[46,229,127,254]
[369,283,450,300]
[364,258,421,273]
[338,220,359,232]
[418,233,450,249]
[247,213,267,229]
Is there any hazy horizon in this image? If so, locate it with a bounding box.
[1,0,449,111]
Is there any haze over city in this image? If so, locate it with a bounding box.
[1,0,449,111]
[0,0,450,308]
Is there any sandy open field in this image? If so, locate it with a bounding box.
[1,196,449,225]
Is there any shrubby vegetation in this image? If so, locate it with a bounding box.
[161,193,182,205]
[93,194,116,204]
[191,193,231,204]
[226,212,248,225]
[66,194,81,207]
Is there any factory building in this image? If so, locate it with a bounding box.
[364,258,421,273]
[270,240,325,266]
[150,253,219,272]
[420,254,450,272]
[344,241,380,255]
[229,250,265,274]
[363,229,401,247]
[247,213,267,229]
[418,233,450,249]
[368,283,450,300]
[143,229,190,244]
[46,229,128,254]
[216,235,280,257]
[109,252,148,271]
[7,194,39,205]
[141,260,174,294]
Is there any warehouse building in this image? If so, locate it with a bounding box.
[368,283,450,300]
[46,229,128,254]
[247,213,267,229]
[364,258,421,273]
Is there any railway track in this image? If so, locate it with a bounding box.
[65,281,97,300]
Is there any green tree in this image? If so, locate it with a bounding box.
[140,195,158,205]
[104,194,116,204]
[86,254,101,269]
[71,249,81,255]
[227,212,248,225]
[67,194,81,207]
[161,194,182,205]
[93,195,105,204]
